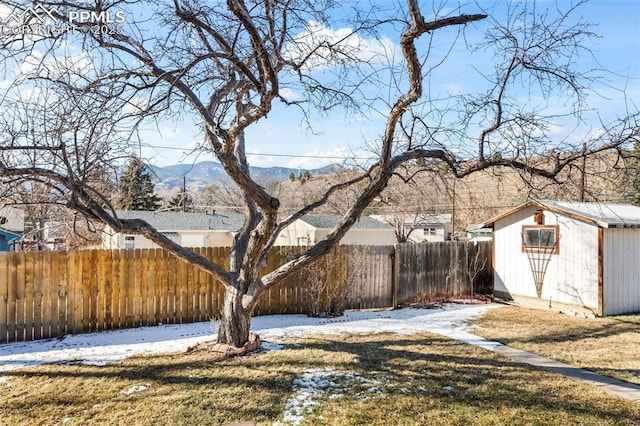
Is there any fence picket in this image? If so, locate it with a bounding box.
[0,254,9,342]
[50,251,62,338]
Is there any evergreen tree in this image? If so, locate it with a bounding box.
[168,189,194,211]
[116,157,161,210]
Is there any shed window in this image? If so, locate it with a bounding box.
[521,225,559,254]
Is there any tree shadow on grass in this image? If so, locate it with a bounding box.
[284,333,640,424]
[476,307,640,346]
[3,333,640,425]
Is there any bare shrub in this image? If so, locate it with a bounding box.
[304,248,346,318]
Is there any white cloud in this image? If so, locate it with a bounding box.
[278,87,304,102]
[284,21,398,71]
[138,137,214,168]
[15,49,93,81]
[0,3,12,20]
[246,151,279,168]
[15,50,43,77]
[444,83,463,96]
[0,79,14,90]
[285,146,374,169]
[122,96,150,115]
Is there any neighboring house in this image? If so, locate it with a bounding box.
[480,200,640,316]
[102,211,245,249]
[465,226,493,242]
[275,214,395,246]
[0,229,21,251]
[104,211,395,249]
[371,213,452,243]
[0,206,24,251]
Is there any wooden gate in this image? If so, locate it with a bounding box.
[345,245,395,309]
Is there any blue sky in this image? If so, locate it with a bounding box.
[130,1,639,169]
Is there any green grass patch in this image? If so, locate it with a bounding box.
[470,306,640,386]
[1,331,638,425]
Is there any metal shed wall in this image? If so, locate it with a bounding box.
[602,228,640,315]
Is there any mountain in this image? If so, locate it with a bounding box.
[149,161,345,193]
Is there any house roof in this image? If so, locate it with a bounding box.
[480,200,640,229]
[0,228,21,238]
[114,211,392,233]
[115,210,245,232]
[299,214,392,230]
[0,205,25,233]
[371,213,452,226]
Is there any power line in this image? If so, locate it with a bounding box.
[247,152,374,161]
[138,143,376,161]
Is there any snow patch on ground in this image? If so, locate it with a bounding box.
[275,368,383,426]
[0,304,500,372]
[0,303,504,425]
[121,383,152,396]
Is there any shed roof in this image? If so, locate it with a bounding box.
[115,210,245,232]
[480,200,640,229]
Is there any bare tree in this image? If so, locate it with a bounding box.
[304,248,345,317]
[374,164,451,242]
[466,245,488,296]
[0,0,637,347]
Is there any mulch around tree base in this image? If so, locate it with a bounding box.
[187,333,262,357]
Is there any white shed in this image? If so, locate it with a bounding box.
[481,200,640,316]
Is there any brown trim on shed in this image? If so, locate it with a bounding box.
[492,232,496,294]
[597,227,604,317]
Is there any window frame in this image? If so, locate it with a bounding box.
[521,225,559,255]
[423,227,437,236]
[124,235,135,249]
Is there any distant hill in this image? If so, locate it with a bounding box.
[149,161,345,192]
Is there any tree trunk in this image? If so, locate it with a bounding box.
[217,287,252,347]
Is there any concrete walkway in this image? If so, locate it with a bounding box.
[492,344,640,402]
[440,328,640,402]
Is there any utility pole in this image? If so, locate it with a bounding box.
[182,176,187,212]
[451,177,456,240]
[580,143,587,202]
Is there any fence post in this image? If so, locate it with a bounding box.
[391,245,397,309]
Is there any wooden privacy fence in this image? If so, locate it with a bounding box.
[0,246,345,343]
[345,245,395,310]
[394,241,493,305]
[0,242,492,343]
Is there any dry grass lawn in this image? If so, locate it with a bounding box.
[1,331,639,425]
[470,305,640,386]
